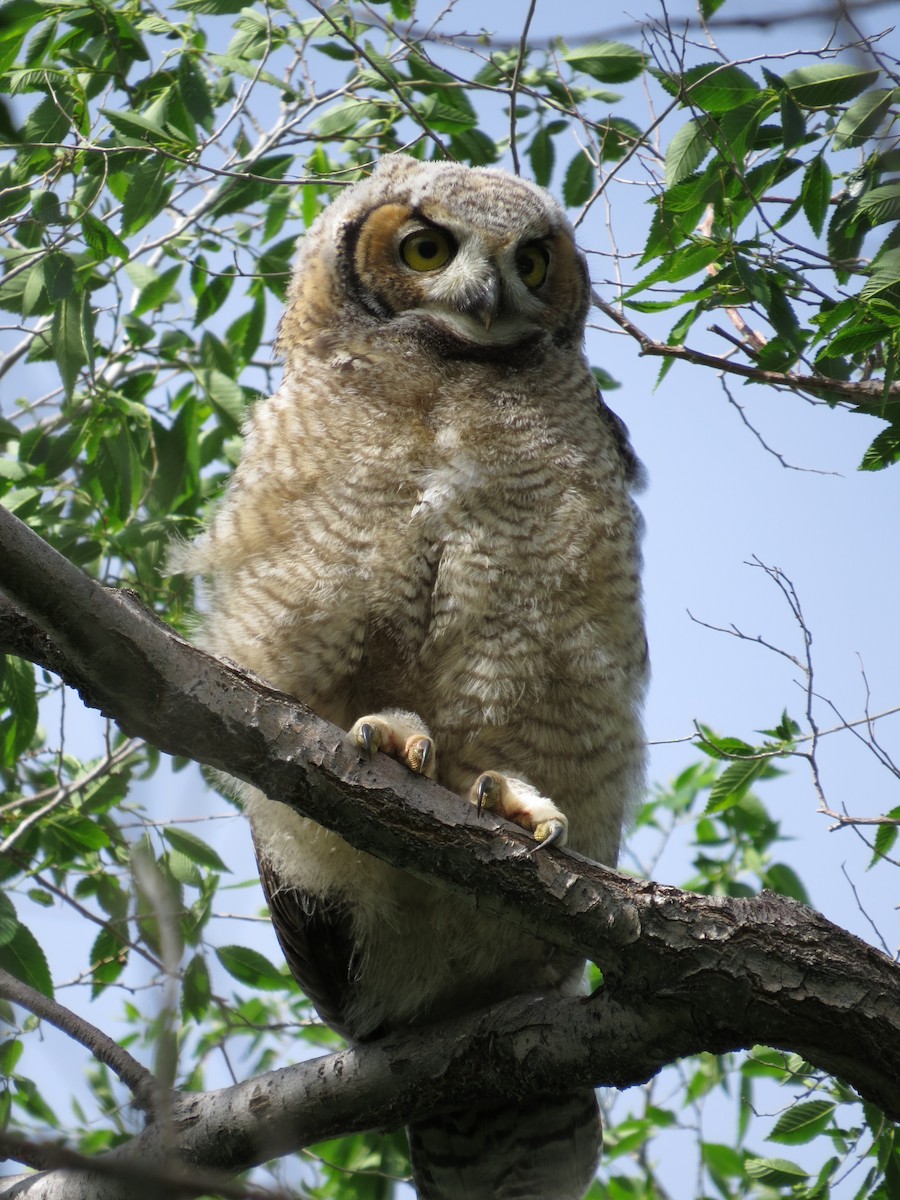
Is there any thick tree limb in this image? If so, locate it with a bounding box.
[1,504,899,1196]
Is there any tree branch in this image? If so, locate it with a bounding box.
[592,293,899,405]
[0,969,157,1112]
[1,504,899,1198]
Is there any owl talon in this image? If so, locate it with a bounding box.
[348,711,436,779]
[469,771,568,847]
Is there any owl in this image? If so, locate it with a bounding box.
[180,153,647,1200]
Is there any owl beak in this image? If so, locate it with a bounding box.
[466,272,502,331]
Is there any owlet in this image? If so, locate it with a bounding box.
[179,153,647,1200]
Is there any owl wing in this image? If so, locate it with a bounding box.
[595,390,645,489]
[254,843,366,1041]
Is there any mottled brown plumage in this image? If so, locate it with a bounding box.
[179,154,647,1200]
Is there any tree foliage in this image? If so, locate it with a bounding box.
[0,1,898,1198]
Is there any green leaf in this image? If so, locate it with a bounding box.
[0,656,37,761]
[783,63,880,108]
[201,368,246,428]
[872,817,899,861]
[178,53,214,132]
[163,827,230,872]
[115,156,174,237]
[101,107,173,144]
[132,264,183,317]
[780,90,806,149]
[0,894,17,947]
[562,42,643,84]
[182,953,212,1021]
[706,757,767,813]
[562,152,595,207]
[828,191,867,283]
[702,1142,745,1178]
[860,424,900,472]
[629,240,722,292]
[745,1157,809,1185]
[768,1101,836,1146]
[857,182,900,228]
[0,922,53,998]
[90,926,129,996]
[173,0,248,11]
[216,945,288,991]
[529,127,555,188]
[861,248,900,303]
[682,63,759,115]
[82,212,129,261]
[762,863,810,904]
[665,119,709,187]
[801,156,833,237]
[833,87,896,148]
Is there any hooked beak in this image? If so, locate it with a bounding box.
[464,271,502,331]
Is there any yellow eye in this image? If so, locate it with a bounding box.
[516,242,549,288]
[400,228,455,272]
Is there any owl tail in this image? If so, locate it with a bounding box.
[407,1087,601,1200]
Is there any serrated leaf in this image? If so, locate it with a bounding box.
[857,183,900,228]
[682,63,759,115]
[828,192,867,283]
[90,926,129,996]
[529,127,555,188]
[861,248,900,303]
[628,240,722,293]
[833,87,895,148]
[562,152,595,207]
[132,264,182,317]
[745,1157,809,1184]
[801,156,833,237]
[201,368,245,427]
[769,1099,836,1145]
[182,954,212,1021]
[1,656,37,761]
[860,425,900,472]
[665,119,709,187]
[0,922,53,998]
[118,156,174,237]
[872,820,898,863]
[101,107,172,144]
[178,53,214,132]
[82,211,128,261]
[562,42,643,84]
[0,894,17,947]
[783,63,879,108]
[216,944,288,991]
[706,757,767,813]
[163,827,229,872]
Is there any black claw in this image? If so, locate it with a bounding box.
[529,823,565,854]
[418,739,432,775]
[359,722,376,755]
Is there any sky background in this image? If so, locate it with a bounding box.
[3,0,898,1195]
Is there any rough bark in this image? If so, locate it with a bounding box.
[1,504,898,1196]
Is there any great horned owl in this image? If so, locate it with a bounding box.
[181,153,647,1200]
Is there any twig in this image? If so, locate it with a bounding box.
[0,967,157,1111]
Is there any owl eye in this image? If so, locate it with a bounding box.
[400,228,455,272]
[516,242,549,289]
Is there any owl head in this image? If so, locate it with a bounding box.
[280,155,591,364]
